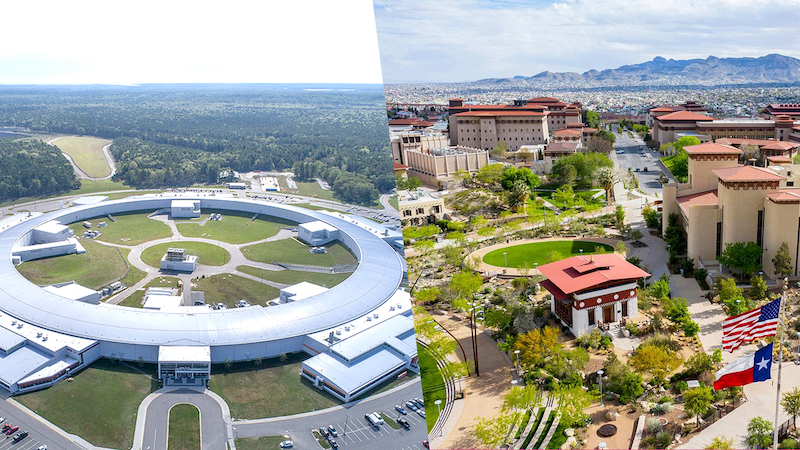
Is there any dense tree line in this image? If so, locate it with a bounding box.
[0,139,80,201]
[0,85,394,204]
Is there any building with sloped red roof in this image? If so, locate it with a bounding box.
[447,97,581,149]
[538,254,650,336]
[662,141,800,278]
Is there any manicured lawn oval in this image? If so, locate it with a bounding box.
[483,240,614,268]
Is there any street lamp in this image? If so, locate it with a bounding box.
[598,369,605,406]
[434,400,443,436]
[503,252,508,270]
[736,298,741,316]
[514,349,521,378]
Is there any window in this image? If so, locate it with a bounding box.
[622,301,628,317]
[588,308,596,326]
[716,222,723,257]
[789,182,795,187]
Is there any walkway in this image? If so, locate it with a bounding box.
[435,314,516,449]
[135,387,227,450]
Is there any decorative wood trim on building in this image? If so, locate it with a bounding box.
[688,154,739,161]
[572,288,637,310]
[719,180,781,190]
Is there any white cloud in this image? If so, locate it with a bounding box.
[0,0,383,84]
[374,0,800,82]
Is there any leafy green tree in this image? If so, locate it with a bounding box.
[474,412,518,449]
[413,287,440,304]
[746,416,773,450]
[596,167,617,203]
[642,205,662,229]
[555,163,577,186]
[514,326,562,370]
[782,387,800,428]
[664,213,686,255]
[684,386,714,426]
[773,242,794,279]
[475,164,506,187]
[682,319,700,337]
[545,250,565,263]
[718,241,763,278]
[507,179,531,211]
[583,110,600,128]
[551,152,613,188]
[629,345,683,384]
[615,205,625,229]
[662,296,690,324]
[749,275,768,300]
[490,141,509,157]
[449,271,483,306]
[554,384,598,426]
[503,385,541,411]
[684,352,714,377]
[553,184,576,208]
[674,136,701,153]
[717,277,743,303]
[501,166,541,191]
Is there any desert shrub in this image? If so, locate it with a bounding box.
[576,328,603,350]
[646,418,663,434]
[651,402,673,415]
[682,319,700,337]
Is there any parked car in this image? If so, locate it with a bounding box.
[329,439,339,449]
[395,404,407,415]
[13,430,28,442]
[328,425,338,437]
[398,417,411,429]
[279,440,293,448]
[0,418,4,424]
[5,425,18,435]
[411,399,423,409]
[417,409,426,418]
[319,427,329,437]
[405,401,418,412]
[1,424,9,432]
[423,440,430,448]
[37,446,47,450]
[415,397,425,406]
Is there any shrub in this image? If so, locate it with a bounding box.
[650,402,673,415]
[646,418,663,434]
[675,380,689,393]
[779,438,798,449]
[682,319,700,337]
[576,328,603,350]
[600,335,612,350]
[659,396,673,404]
[655,431,673,449]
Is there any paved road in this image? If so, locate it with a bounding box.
[142,389,226,450]
[610,129,662,196]
[233,381,428,450]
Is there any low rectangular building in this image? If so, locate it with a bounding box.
[397,189,444,226]
[279,282,329,303]
[158,346,211,386]
[160,247,198,272]
[298,221,338,246]
[171,200,201,218]
[42,282,101,305]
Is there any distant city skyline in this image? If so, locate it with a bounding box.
[374,0,800,83]
[0,0,383,85]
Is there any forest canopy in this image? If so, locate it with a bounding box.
[0,139,80,201]
[0,84,393,204]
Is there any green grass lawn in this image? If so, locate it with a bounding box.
[483,240,614,268]
[419,346,445,432]
[176,210,296,244]
[289,203,342,212]
[117,276,182,308]
[295,180,336,201]
[389,195,399,211]
[16,359,159,449]
[168,404,200,450]
[533,410,556,450]
[68,179,131,196]
[192,273,280,307]
[234,436,285,450]
[521,408,546,449]
[236,265,351,287]
[141,242,230,267]
[53,136,113,178]
[17,240,129,290]
[209,353,341,419]
[242,239,357,267]
[119,247,146,287]
[545,421,570,449]
[661,155,688,182]
[533,189,604,209]
[70,210,172,246]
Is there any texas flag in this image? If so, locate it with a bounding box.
[713,343,773,390]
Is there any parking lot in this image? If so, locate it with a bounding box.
[0,429,47,450]
[315,407,428,450]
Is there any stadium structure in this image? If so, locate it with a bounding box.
[0,195,416,402]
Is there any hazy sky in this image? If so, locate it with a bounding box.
[0,1,384,84]
[374,0,800,83]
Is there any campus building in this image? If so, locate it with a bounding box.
[662,142,800,278]
[397,189,444,225]
[298,221,339,246]
[390,131,489,187]
[171,199,201,218]
[539,254,651,337]
[651,104,800,146]
[157,346,211,386]
[11,219,84,264]
[762,103,800,121]
[301,292,418,402]
[160,247,198,272]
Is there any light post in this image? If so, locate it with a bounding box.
[598,369,605,407]
[503,252,508,270]
[579,249,584,257]
[736,298,741,316]
[534,262,538,276]
[344,414,349,437]
[434,400,443,436]
[514,349,521,378]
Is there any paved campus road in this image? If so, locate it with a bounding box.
[142,389,226,450]
[611,129,663,196]
[233,381,428,450]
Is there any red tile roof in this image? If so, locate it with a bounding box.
[767,155,792,163]
[388,119,422,126]
[566,122,585,128]
[766,190,800,203]
[656,111,716,122]
[762,141,798,151]
[716,138,796,148]
[393,162,410,170]
[713,165,786,182]
[684,142,742,155]
[528,97,562,103]
[582,127,599,133]
[453,110,547,117]
[676,190,718,209]
[554,128,582,136]
[650,106,678,113]
[538,254,650,295]
[545,142,578,153]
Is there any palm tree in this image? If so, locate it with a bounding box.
[507,179,531,212]
[596,167,617,203]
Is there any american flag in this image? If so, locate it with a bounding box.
[722,298,781,352]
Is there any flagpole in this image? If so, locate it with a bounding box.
[773,277,788,450]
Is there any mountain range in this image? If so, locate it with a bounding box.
[476,54,800,88]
